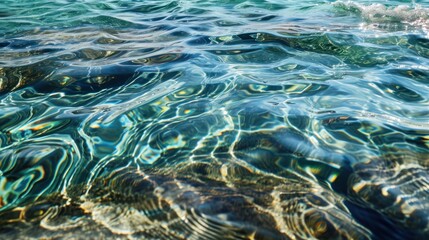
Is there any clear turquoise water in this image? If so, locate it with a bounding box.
[0,0,429,239]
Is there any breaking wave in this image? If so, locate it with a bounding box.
[334,1,429,33]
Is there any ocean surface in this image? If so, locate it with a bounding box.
[1,0,429,239]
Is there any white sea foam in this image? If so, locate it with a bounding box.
[333,1,429,32]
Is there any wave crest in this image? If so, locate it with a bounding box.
[334,1,429,31]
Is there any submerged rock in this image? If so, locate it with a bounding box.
[0,163,371,240]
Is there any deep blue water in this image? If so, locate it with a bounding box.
[0,0,429,239]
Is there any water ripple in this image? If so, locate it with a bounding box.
[0,0,429,239]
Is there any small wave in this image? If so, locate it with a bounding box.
[334,1,429,31]
[100,79,185,124]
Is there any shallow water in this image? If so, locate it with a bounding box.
[1,0,429,239]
